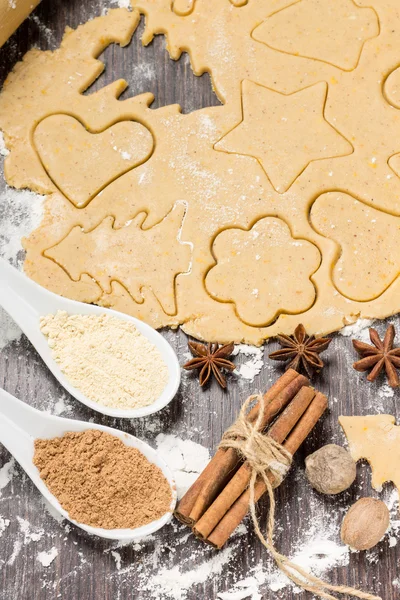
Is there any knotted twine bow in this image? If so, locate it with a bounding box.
[219,394,381,600]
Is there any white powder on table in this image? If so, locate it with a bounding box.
[0,176,44,349]
[339,318,375,341]
[109,0,132,8]
[0,457,15,494]
[155,433,210,499]
[40,311,169,410]
[232,344,264,382]
[0,132,10,156]
[37,546,58,567]
[0,516,10,538]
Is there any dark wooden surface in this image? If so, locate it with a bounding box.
[0,2,399,599]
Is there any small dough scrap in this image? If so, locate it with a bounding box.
[340,415,400,504]
[311,192,400,302]
[215,81,352,193]
[253,0,379,71]
[206,217,320,327]
[34,115,154,208]
[45,203,191,316]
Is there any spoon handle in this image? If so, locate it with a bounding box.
[0,387,43,437]
[0,258,54,343]
[0,388,36,473]
[0,388,69,522]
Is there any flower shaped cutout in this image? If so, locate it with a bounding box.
[205,217,321,327]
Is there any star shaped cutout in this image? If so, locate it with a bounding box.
[215,80,353,193]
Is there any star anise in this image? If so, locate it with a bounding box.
[183,341,236,388]
[353,325,400,388]
[268,323,332,378]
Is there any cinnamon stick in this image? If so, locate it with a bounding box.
[194,386,316,540]
[173,454,226,526]
[175,369,305,525]
[206,392,328,549]
[186,372,308,524]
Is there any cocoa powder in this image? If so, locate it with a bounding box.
[33,429,172,529]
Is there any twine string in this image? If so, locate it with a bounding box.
[219,394,381,600]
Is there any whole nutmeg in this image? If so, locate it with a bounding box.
[305,444,356,495]
[341,498,390,551]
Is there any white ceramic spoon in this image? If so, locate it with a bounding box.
[0,258,180,418]
[0,387,177,540]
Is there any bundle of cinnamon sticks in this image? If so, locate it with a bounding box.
[175,369,328,548]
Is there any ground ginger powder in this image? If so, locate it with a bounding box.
[39,311,169,410]
[33,429,172,529]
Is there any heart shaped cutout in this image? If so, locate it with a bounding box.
[34,114,154,207]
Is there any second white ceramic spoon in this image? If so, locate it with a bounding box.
[0,387,177,540]
[0,258,180,418]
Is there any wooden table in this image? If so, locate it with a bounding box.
[0,2,399,598]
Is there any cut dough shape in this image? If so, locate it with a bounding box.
[253,0,379,71]
[206,217,320,327]
[172,0,194,16]
[340,415,400,504]
[45,202,191,316]
[34,114,154,208]
[311,192,400,302]
[215,81,353,193]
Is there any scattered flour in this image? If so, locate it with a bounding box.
[53,395,68,416]
[0,132,9,156]
[378,384,395,400]
[143,546,235,599]
[267,538,349,593]
[233,344,264,382]
[37,546,58,567]
[131,62,156,80]
[0,186,44,265]
[339,318,375,342]
[385,488,399,548]
[7,540,22,566]
[17,517,45,543]
[218,578,262,600]
[6,516,55,566]
[0,311,22,350]
[109,0,131,8]
[29,14,54,44]
[42,393,75,418]
[0,515,10,538]
[0,179,44,349]
[0,458,15,494]
[40,311,169,410]
[111,550,122,570]
[155,434,210,499]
